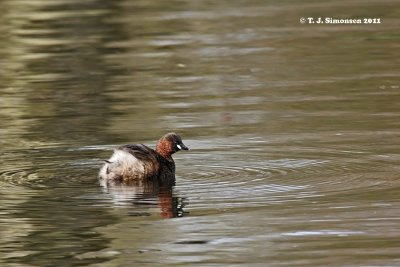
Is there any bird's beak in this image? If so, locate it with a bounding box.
[180,143,189,150]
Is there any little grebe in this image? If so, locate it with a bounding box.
[99,132,188,186]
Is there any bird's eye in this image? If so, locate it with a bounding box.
[177,144,182,150]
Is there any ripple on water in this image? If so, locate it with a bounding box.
[0,144,394,214]
[175,147,394,211]
[0,147,102,189]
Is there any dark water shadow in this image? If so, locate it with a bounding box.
[1,186,117,267]
[101,179,188,218]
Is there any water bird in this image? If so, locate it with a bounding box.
[99,132,189,186]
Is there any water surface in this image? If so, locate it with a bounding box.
[0,0,400,266]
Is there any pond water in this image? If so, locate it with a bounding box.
[0,0,399,266]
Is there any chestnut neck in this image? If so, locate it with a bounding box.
[156,139,174,159]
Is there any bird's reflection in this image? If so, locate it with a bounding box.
[101,178,187,218]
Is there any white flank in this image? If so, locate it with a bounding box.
[99,149,145,180]
[109,150,145,172]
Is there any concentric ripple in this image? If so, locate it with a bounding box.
[0,146,102,189]
[175,146,397,211]
[0,143,397,213]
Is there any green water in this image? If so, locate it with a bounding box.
[0,0,399,266]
